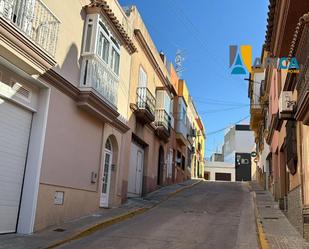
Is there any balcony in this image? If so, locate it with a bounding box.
[0,0,60,57]
[80,54,118,107]
[133,87,155,124]
[155,108,171,142]
[176,118,187,146]
[187,123,195,145]
[250,92,263,132]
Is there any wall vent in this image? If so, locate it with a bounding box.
[11,81,31,101]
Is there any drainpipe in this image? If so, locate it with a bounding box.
[298,121,305,235]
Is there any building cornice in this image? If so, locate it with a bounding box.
[265,0,277,52]
[288,12,309,58]
[134,29,170,89]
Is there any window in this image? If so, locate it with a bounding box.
[182,155,185,170]
[105,138,112,151]
[111,48,120,75]
[85,23,93,52]
[83,16,121,76]
[138,67,147,87]
[97,32,109,63]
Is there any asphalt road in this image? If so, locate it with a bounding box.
[59,181,259,249]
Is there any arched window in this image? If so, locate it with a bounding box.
[105,138,112,151]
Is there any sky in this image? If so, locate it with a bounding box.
[119,0,269,158]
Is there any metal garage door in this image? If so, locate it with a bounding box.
[0,98,32,233]
[215,172,231,181]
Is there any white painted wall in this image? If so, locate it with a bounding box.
[234,130,255,153]
[224,151,236,164]
[223,125,254,163]
[204,161,235,182]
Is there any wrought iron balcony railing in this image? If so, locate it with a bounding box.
[136,87,155,116]
[80,54,118,107]
[155,108,171,131]
[0,0,60,56]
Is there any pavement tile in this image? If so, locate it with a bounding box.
[251,181,309,249]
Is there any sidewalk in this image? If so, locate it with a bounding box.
[250,181,309,249]
[0,179,201,249]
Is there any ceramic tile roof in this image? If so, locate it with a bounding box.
[264,0,277,51]
[87,0,137,54]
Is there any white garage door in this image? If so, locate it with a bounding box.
[0,98,32,233]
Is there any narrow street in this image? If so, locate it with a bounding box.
[60,182,258,249]
[1,0,308,247]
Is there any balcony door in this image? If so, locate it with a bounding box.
[138,66,147,88]
[137,67,147,107]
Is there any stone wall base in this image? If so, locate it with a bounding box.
[287,185,303,235]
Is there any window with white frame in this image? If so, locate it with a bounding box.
[111,47,120,75]
[97,28,110,63]
[83,16,121,76]
[138,66,147,87]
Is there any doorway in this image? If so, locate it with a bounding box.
[128,142,145,197]
[100,138,113,208]
[157,146,164,185]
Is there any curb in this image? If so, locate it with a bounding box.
[46,180,202,248]
[45,207,149,249]
[250,183,270,249]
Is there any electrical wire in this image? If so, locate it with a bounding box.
[205,115,250,136]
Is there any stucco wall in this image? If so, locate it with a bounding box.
[40,86,103,190]
[234,130,255,153]
[34,184,100,231]
[44,0,87,85]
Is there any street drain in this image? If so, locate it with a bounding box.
[263,217,278,220]
[53,228,66,232]
[265,205,271,208]
[256,192,266,195]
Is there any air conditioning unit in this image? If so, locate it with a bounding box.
[279,91,294,112]
[279,91,295,119]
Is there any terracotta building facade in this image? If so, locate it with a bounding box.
[249,0,309,240]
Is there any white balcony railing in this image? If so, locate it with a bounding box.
[155,108,171,131]
[80,54,118,107]
[0,0,60,56]
[136,87,156,116]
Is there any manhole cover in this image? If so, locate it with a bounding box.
[53,228,66,232]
